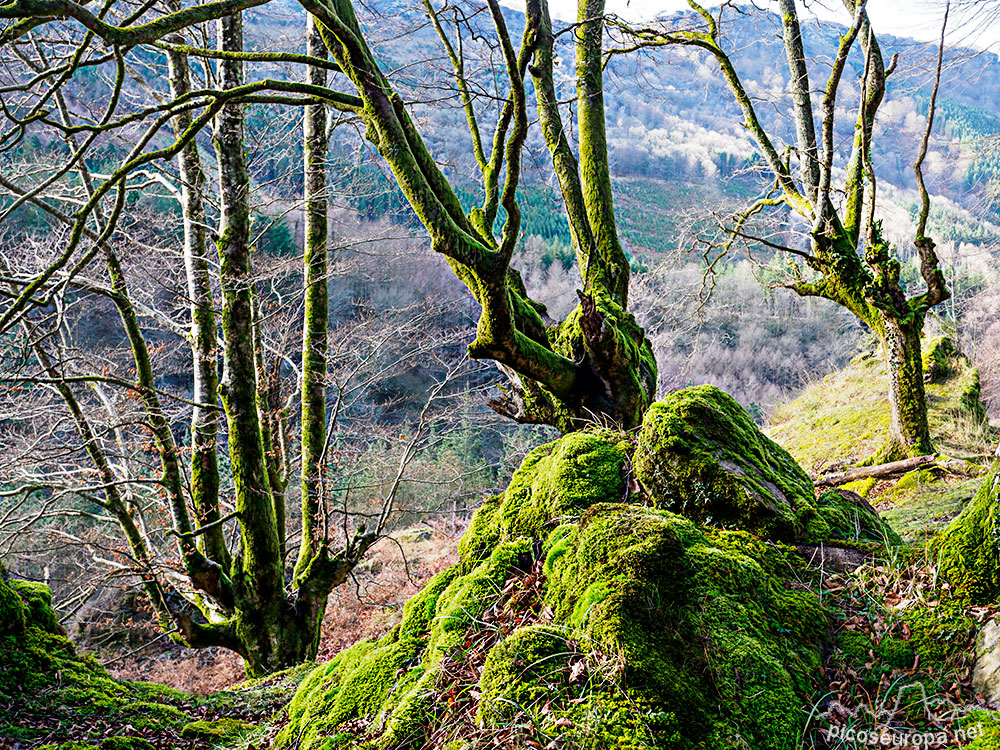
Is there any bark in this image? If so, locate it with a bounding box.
[777,0,819,202]
[815,455,936,487]
[295,14,330,584]
[213,11,287,674]
[165,19,228,571]
[297,0,656,431]
[876,314,933,459]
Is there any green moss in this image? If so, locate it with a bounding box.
[180,717,257,740]
[814,489,902,545]
[877,636,916,670]
[99,739,155,750]
[934,464,1000,602]
[901,599,977,667]
[11,579,60,632]
[837,630,874,664]
[841,477,877,498]
[635,385,823,541]
[0,574,192,745]
[279,424,830,750]
[0,572,26,635]
[35,743,155,750]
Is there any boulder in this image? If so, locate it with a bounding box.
[278,415,835,750]
[634,386,892,543]
[935,464,1000,602]
[973,617,1000,706]
[0,565,190,745]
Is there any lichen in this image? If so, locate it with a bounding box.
[278,414,831,750]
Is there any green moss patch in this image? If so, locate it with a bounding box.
[634,385,826,541]
[180,717,257,740]
[877,471,983,542]
[0,566,307,748]
[815,488,902,545]
[935,464,1000,602]
[278,416,833,750]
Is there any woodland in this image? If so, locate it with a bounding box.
[1,0,1000,747]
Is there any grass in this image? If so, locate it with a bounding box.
[767,344,995,475]
[877,472,985,543]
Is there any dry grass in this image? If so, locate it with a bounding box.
[104,518,465,693]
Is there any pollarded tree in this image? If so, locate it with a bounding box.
[615,0,952,460]
[297,0,658,433]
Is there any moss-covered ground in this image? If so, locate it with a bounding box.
[0,570,309,749]
[271,390,911,750]
[8,337,999,749]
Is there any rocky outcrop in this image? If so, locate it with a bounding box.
[277,389,902,750]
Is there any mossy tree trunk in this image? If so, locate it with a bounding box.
[300,0,656,432]
[205,12,373,676]
[875,314,933,457]
[643,0,949,459]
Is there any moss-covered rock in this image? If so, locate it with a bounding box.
[634,385,826,541]
[12,578,62,633]
[180,717,258,740]
[278,419,831,750]
[815,488,902,545]
[0,569,192,746]
[935,463,1000,602]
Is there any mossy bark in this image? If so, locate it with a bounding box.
[874,315,933,459]
[296,16,330,582]
[301,0,656,431]
[212,12,329,676]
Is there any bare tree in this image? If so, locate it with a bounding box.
[611,0,953,459]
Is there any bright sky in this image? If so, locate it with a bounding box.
[503,1,1000,51]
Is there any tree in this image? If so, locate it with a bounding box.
[0,0,480,674]
[613,0,952,459]
[0,0,658,671]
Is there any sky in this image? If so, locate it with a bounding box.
[501,0,1000,51]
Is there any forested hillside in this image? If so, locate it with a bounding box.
[1,0,999,746]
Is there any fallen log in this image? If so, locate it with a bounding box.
[814,454,936,488]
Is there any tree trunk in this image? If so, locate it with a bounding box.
[164,19,228,571]
[877,314,933,459]
[295,15,330,584]
[213,12,289,676]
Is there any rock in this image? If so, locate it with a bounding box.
[277,421,831,750]
[935,464,1000,602]
[793,543,874,572]
[633,385,826,541]
[974,617,1000,706]
[0,566,191,745]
